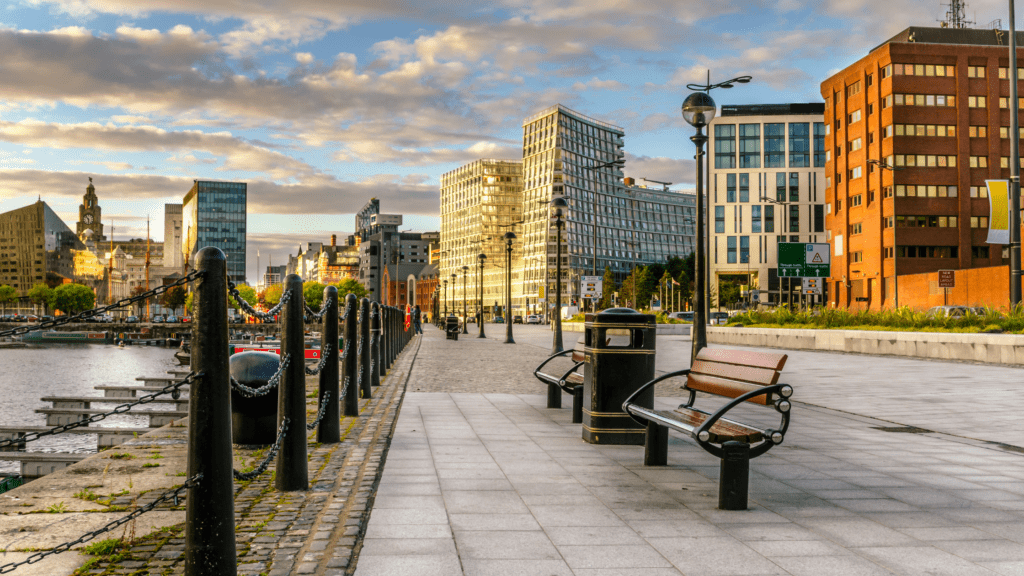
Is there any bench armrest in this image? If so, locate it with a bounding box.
[622,369,691,427]
[557,361,585,393]
[697,383,790,459]
[533,349,576,382]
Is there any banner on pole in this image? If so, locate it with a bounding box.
[986,180,1010,245]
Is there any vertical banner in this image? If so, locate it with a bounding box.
[986,180,1010,245]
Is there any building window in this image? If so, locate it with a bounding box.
[998,127,1024,139]
[765,123,786,168]
[971,216,989,228]
[881,64,892,78]
[851,251,863,263]
[969,126,988,138]
[969,96,987,108]
[789,123,810,167]
[972,246,990,258]
[971,186,989,198]
[740,236,750,264]
[848,109,862,124]
[893,63,954,77]
[846,81,861,97]
[897,215,957,228]
[813,122,826,167]
[895,124,955,137]
[752,205,762,233]
[789,172,800,202]
[714,124,736,169]
[789,205,800,233]
[850,194,863,207]
[739,173,750,202]
[998,67,1024,79]
[739,124,760,168]
[968,66,986,78]
[849,137,862,152]
[765,205,775,233]
[970,156,989,168]
[715,206,725,233]
[883,125,893,138]
[894,93,955,106]
[726,173,737,203]
[895,185,958,197]
[851,222,863,235]
[727,236,737,264]
[894,154,957,167]
[849,166,863,179]
[776,172,786,202]
[814,204,825,233]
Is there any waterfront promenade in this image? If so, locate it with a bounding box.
[357,324,1024,576]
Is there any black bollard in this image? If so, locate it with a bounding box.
[571,386,584,424]
[342,294,359,417]
[317,286,340,444]
[370,302,381,386]
[547,382,561,409]
[275,274,308,492]
[185,247,237,576]
[644,421,668,466]
[719,441,750,510]
[359,298,372,399]
[381,306,391,374]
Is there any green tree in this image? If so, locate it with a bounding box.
[28,283,54,314]
[599,266,616,309]
[303,281,326,312]
[131,285,149,317]
[230,285,257,311]
[184,292,194,316]
[53,283,95,315]
[161,285,187,315]
[263,284,283,306]
[332,278,368,300]
[0,285,16,314]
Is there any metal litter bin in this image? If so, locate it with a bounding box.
[446,316,459,341]
[582,308,656,445]
[230,351,280,445]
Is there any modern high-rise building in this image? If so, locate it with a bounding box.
[163,204,183,269]
[822,26,1024,310]
[0,200,84,295]
[708,104,827,307]
[439,159,524,317]
[182,181,247,284]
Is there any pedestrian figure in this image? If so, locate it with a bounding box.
[413,305,423,334]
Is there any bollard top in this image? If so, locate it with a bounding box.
[194,246,226,267]
[324,285,338,297]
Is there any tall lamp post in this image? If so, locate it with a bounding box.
[478,253,487,338]
[461,265,469,334]
[504,232,516,344]
[682,73,752,364]
[551,197,567,353]
[442,280,448,318]
[450,273,457,321]
[1010,0,1022,307]
[867,159,904,308]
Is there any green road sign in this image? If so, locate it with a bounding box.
[778,242,830,278]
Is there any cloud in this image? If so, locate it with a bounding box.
[571,77,626,92]
[623,153,696,188]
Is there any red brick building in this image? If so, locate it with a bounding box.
[821,27,1022,310]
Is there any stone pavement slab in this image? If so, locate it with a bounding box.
[355,324,1024,576]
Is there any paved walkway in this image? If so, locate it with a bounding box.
[355,324,1024,576]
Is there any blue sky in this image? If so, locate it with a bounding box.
[0,0,1013,283]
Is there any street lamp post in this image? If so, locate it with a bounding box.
[504,232,516,344]
[462,265,469,334]
[683,73,751,364]
[442,280,448,318]
[478,253,487,338]
[867,159,904,309]
[551,197,567,354]
[450,273,457,322]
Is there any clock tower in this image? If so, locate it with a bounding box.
[77,178,104,241]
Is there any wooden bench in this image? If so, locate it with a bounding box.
[622,348,793,510]
[533,339,586,422]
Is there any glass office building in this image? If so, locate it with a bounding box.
[182,181,247,284]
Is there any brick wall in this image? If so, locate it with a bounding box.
[896,265,1010,309]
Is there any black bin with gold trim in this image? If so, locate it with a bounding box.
[582,308,656,445]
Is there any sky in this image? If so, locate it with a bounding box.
[0,0,1014,284]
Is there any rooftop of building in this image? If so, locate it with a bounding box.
[719,103,825,117]
[876,26,1024,51]
[522,103,624,133]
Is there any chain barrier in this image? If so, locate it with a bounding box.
[339,337,351,362]
[339,300,351,323]
[0,372,200,450]
[227,280,291,322]
[340,376,350,400]
[0,473,202,575]
[304,345,332,376]
[303,297,333,322]
[0,272,202,339]
[229,354,290,398]
[356,336,363,359]
[233,418,289,481]
[306,390,331,431]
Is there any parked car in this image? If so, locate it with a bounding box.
[151,315,165,323]
[668,311,694,322]
[181,316,191,323]
[493,316,505,324]
[166,315,179,323]
[513,315,524,324]
[526,315,541,324]
[709,311,730,325]
[125,316,139,323]
[927,306,986,319]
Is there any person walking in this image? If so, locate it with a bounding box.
[413,305,423,334]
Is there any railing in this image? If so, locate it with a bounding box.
[0,246,417,575]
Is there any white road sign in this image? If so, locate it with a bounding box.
[581,276,602,299]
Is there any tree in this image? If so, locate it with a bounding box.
[130,285,149,317]
[598,266,616,310]
[332,278,368,300]
[52,283,95,315]
[263,284,283,306]
[0,285,16,314]
[162,285,187,315]
[303,281,326,312]
[230,285,257,311]
[28,283,54,315]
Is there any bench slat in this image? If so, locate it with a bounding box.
[696,348,787,372]
[628,405,763,443]
[565,373,584,385]
[690,360,781,387]
[686,374,772,405]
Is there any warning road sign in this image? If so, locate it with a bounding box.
[779,243,831,278]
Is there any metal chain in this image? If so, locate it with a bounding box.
[233,418,288,481]
[306,390,331,430]
[339,300,352,323]
[304,297,333,322]
[304,345,332,376]
[229,354,290,398]
[340,376,350,400]
[339,337,351,362]
[0,473,202,574]
[0,271,202,338]
[0,372,200,450]
[227,280,291,321]
[356,336,363,358]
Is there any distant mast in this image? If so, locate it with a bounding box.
[146,216,151,321]
[108,221,114,305]
[940,0,974,28]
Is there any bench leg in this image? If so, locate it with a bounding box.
[571,386,583,424]
[718,441,750,510]
[547,383,562,409]
[644,421,668,466]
